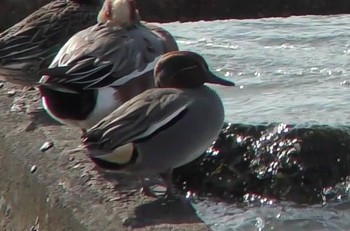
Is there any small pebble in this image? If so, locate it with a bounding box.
[40,141,54,152]
[69,156,75,161]
[108,196,123,202]
[0,82,4,88]
[81,173,88,178]
[7,89,16,97]
[73,164,81,169]
[340,80,350,85]
[81,171,90,179]
[10,103,25,112]
[26,86,36,91]
[30,165,37,173]
[30,226,38,231]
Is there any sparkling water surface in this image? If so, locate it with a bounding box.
[160,14,350,126]
[157,14,350,230]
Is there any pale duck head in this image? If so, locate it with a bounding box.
[97,0,141,28]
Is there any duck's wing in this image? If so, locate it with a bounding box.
[0,0,99,75]
[42,23,165,90]
[144,23,179,52]
[83,89,190,154]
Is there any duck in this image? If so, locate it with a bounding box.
[81,50,235,197]
[38,0,178,134]
[0,0,102,86]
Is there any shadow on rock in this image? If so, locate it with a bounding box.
[100,171,142,193]
[26,109,63,132]
[124,197,203,228]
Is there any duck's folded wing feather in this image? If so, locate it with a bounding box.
[83,89,190,155]
[44,24,164,89]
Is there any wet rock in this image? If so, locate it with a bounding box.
[173,123,350,204]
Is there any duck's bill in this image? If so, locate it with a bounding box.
[206,72,235,86]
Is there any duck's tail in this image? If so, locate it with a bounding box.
[37,67,80,94]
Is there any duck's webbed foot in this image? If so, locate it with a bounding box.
[139,175,157,197]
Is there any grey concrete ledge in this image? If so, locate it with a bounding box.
[0,83,209,231]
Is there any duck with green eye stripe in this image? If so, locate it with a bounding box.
[82,51,235,198]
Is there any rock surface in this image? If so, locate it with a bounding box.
[0,82,208,231]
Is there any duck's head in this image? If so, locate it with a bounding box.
[154,51,235,88]
[97,0,140,28]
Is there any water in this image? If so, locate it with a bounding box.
[160,14,350,127]
[158,15,350,230]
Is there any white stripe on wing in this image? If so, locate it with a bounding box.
[110,56,161,86]
[133,104,187,140]
[104,104,187,142]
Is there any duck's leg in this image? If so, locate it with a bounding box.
[159,169,178,199]
[139,175,157,197]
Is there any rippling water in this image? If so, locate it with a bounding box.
[158,15,350,230]
[160,14,350,127]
